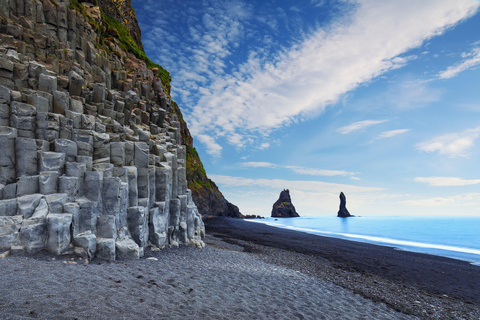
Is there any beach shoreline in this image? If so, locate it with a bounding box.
[205,217,480,319]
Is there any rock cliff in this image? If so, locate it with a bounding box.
[271,189,300,218]
[0,0,222,260]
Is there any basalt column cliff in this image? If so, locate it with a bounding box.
[0,0,238,260]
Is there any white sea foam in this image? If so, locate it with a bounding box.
[253,216,480,265]
[284,225,480,256]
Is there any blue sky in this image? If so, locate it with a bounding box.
[132,0,480,216]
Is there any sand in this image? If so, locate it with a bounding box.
[0,217,479,319]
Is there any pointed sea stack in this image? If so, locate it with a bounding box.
[337,192,352,217]
[271,189,300,218]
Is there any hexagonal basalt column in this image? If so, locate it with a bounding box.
[0,126,17,185]
[15,137,38,177]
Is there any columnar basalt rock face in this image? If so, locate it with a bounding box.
[271,189,300,218]
[0,0,205,260]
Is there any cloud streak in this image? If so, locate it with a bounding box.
[414,177,480,186]
[416,127,480,158]
[402,193,480,207]
[240,162,357,177]
[337,119,388,135]
[210,174,381,193]
[438,47,480,79]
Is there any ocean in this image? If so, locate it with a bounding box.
[252,215,480,265]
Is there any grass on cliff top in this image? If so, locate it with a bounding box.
[186,145,212,192]
[100,12,171,94]
[67,0,171,95]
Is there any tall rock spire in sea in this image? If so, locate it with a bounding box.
[337,192,352,218]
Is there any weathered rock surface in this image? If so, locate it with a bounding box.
[271,189,300,218]
[337,192,353,218]
[0,0,207,260]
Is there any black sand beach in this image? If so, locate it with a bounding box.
[205,217,480,319]
[1,217,479,319]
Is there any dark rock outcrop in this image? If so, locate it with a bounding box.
[271,189,299,218]
[337,192,352,217]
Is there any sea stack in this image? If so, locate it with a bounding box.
[271,189,300,218]
[337,192,352,218]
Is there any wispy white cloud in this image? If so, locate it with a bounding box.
[289,6,302,12]
[258,142,271,150]
[241,162,277,168]
[402,193,480,206]
[416,127,480,158]
[389,81,443,110]
[240,162,357,177]
[375,129,410,140]
[438,47,480,79]
[310,0,326,8]
[337,119,388,135]
[209,174,381,193]
[197,134,223,157]
[284,166,355,177]
[414,177,480,186]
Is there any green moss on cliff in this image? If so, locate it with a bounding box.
[186,143,212,192]
[68,0,171,94]
[100,11,171,94]
[67,0,90,18]
[171,101,213,193]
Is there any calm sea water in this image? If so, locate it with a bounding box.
[252,215,480,265]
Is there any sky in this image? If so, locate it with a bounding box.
[132,0,480,216]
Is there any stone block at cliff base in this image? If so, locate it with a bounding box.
[46,213,72,255]
[115,237,140,259]
[96,238,116,261]
[0,215,22,250]
[96,215,116,239]
[73,231,96,260]
[127,206,148,248]
[20,217,46,254]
